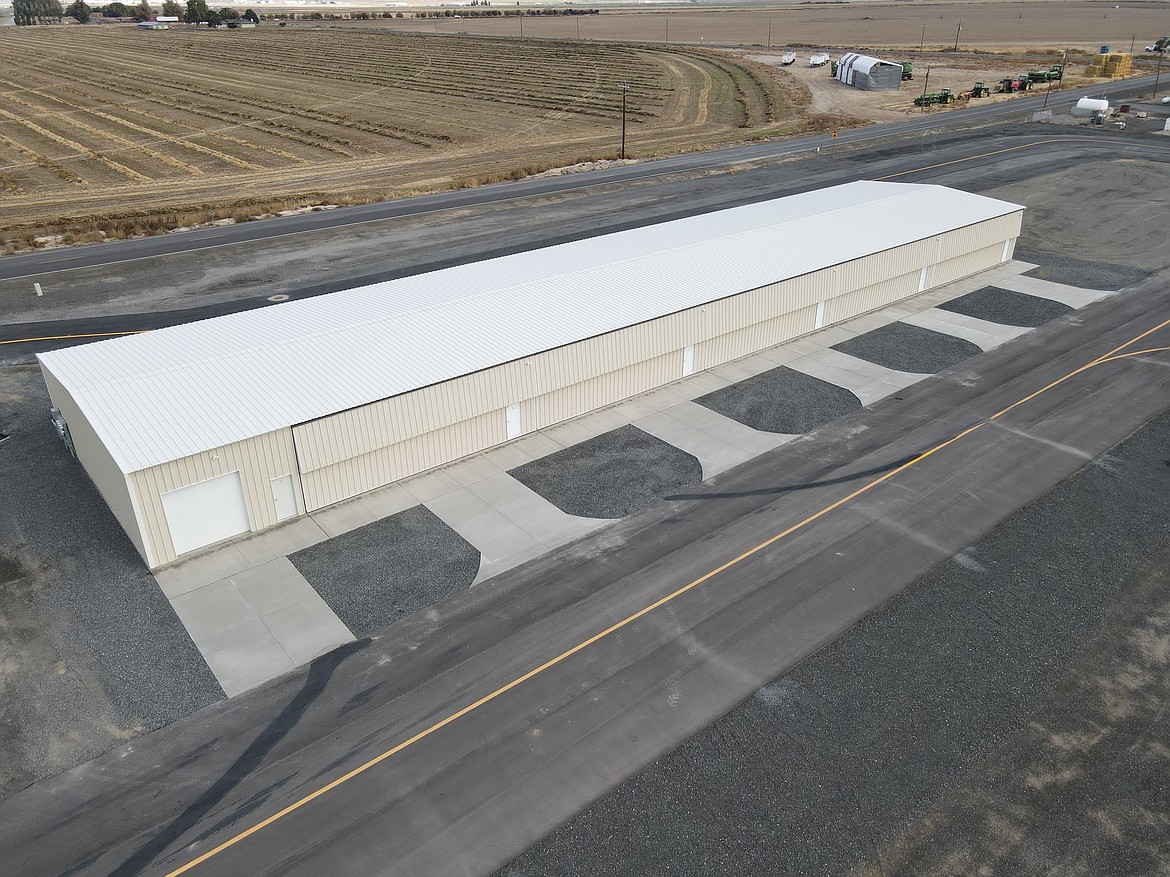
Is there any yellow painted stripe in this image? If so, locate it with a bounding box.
[159,316,1170,877]
[0,331,144,346]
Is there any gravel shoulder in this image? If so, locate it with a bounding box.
[696,366,861,434]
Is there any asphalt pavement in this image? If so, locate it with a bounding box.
[2,263,1166,877]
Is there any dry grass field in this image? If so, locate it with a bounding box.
[0,26,794,248]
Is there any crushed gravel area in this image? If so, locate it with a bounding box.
[1015,247,1151,291]
[508,425,702,519]
[289,505,480,638]
[0,367,221,801]
[695,366,862,434]
[938,286,1073,327]
[499,405,1170,877]
[832,322,982,374]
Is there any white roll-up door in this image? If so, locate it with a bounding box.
[161,471,250,556]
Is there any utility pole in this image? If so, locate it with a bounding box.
[519,13,523,39]
[921,64,931,110]
[1130,34,1136,54]
[576,18,579,39]
[953,19,961,52]
[919,22,926,51]
[665,15,669,45]
[767,20,772,48]
[1043,73,1054,108]
[620,82,629,159]
[1155,50,1164,99]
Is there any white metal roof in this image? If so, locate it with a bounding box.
[837,52,902,84]
[38,181,1023,474]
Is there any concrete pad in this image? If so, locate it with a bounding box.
[678,371,733,396]
[706,360,760,384]
[311,498,377,538]
[480,441,538,471]
[233,517,328,568]
[994,274,1112,308]
[261,599,354,667]
[230,556,318,615]
[357,482,418,520]
[635,404,793,480]
[543,415,619,450]
[153,545,250,599]
[788,348,926,406]
[195,617,295,698]
[901,309,1030,350]
[169,579,259,641]
[425,487,494,525]
[509,431,566,459]
[469,472,612,545]
[608,394,670,422]
[461,507,544,555]
[442,454,505,488]
[401,468,462,504]
[473,542,548,586]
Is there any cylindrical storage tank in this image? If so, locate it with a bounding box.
[1073,97,1109,117]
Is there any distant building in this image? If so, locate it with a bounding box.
[835,52,904,91]
[137,20,168,28]
[225,18,257,27]
[155,14,179,21]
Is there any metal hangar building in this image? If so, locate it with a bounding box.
[38,181,1024,568]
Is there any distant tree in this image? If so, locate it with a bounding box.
[132,0,152,20]
[101,0,129,14]
[242,6,257,21]
[159,0,181,14]
[15,0,65,24]
[183,0,207,22]
[217,6,236,19]
[65,0,90,21]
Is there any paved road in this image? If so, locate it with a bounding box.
[4,130,1168,355]
[0,75,1158,284]
[2,268,1166,875]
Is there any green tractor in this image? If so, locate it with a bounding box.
[900,61,913,80]
[971,81,990,98]
[1027,64,1064,83]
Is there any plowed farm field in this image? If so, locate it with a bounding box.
[0,26,797,248]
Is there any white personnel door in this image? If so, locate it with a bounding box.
[161,471,250,556]
[271,474,298,521]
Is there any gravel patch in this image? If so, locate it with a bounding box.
[508,425,702,519]
[0,366,221,801]
[832,322,981,374]
[499,405,1170,877]
[1015,247,1150,292]
[938,286,1073,327]
[289,506,480,638]
[695,366,861,434]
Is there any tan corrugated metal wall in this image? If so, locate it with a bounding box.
[41,368,151,564]
[289,213,1023,513]
[130,429,300,565]
[131,210,1024,562]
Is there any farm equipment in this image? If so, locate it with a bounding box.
[1144,37,1169,53]
[913,87,958,107]
[809,53,831,67]
[998,75,1033,93]
[900,61,913,80]
[779,51,797,66]
[1027,64,1064,83]
[971,80,990,97]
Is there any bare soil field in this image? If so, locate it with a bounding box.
[1,1,1160,247]
[376,1,1170,53]
[0,27,791,248]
